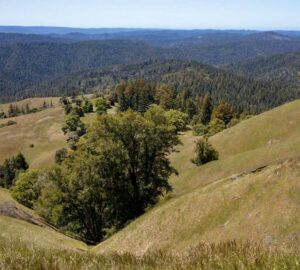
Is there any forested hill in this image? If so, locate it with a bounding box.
[0,33,70,46]
[0,40,169,102]
[1,31,300,112]
[225,52,300,83]
[21,60,300,114]
[173,32,300,66]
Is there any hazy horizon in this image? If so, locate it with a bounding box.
[1,0,300,30]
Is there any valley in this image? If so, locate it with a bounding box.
[0,22,300,269]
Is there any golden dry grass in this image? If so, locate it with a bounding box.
[0,107,66,168]
[94,99,300,255]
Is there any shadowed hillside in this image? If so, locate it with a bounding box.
[0,188,87,251]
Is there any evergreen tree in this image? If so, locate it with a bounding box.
[201,94,213,125]
[155,84,174,110]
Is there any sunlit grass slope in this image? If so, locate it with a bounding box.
[0,188,88,251]
[0,100,103,167]
[0,106,66,168]
[94,99,300,255]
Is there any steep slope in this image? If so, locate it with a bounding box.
[0,188,88,251]
[94,99,300,254]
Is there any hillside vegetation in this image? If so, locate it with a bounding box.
[26,60,300,114]
[0,98,300,268]
[94,99,300,254]
[0,188,87,252]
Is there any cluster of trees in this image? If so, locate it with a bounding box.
[12,106,180,243]
[0,153,28,188]
[2,59,299,115]
[60,96,87,116]
[192,101,240,137]
[59,95,112,150]
[1,100,54,118]
[114,79,237,137]
[59,96,89,150]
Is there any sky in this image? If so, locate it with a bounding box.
[0,0,300,30]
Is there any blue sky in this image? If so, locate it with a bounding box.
[1,0,300,30]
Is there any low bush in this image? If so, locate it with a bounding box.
[191,138,219,166]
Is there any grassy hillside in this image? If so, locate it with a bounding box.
[0,97,61,114]
[94,99,300,255]
[0,188,87,252]
[0,99,111,167]
[2,97,300,259]
[0,106,66,167]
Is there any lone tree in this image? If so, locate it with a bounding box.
[191,138,219,166]
[36,106,180,244]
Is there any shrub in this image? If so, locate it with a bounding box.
[207,119,226,136]
[82,100,93,113]
[191,138,219,166]
[165,109,188,133]
[192,124,208,136]
[55,148,68,164]
[11,170,45,209]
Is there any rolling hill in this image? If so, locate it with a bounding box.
[1,31,300,104]
[1,96,300,260]
[0,40,168,102]
[93,99,300,255]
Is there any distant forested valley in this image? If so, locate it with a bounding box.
[0,28,300,114]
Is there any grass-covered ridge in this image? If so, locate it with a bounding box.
[94,99,300,254]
